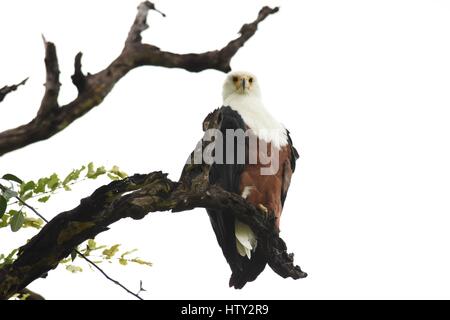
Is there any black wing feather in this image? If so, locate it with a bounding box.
[207,106,247,273]
[207,106,289,288]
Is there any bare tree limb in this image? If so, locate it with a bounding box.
[0,109,306,300]
[37,37,60,117]
[0,78,28,103]
[0,2,278,157]
[125,1,165,45]
[71,52,86,93]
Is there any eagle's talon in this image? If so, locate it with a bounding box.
[257,203,269,216]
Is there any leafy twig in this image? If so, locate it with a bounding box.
[11,193,144,300]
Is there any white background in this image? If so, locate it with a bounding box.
[1,0,450,300]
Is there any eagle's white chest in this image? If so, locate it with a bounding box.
[223,94,288,149]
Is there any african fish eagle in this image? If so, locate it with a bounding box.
[206,71,299,289]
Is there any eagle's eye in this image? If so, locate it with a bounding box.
[232,76,238,83]
[249,77,253,83]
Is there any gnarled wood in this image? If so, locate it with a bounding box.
[0,2,278,157]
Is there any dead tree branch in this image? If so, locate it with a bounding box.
[0,109,306,300]
[37,37,60,117]
[0,2,278,157]
[0,78,28,103]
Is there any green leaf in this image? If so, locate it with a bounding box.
[19,181,35,197]
[2,174,23,184]
[35,178,49,193]
[110,166,128,179]
[93,167,106,179]
[10,211,25,232]
[66,265,83,273]
[47,174,60,191]
[119,258,128,266]
[21,191,33,201]
[102,244,120,259]
[84,239,95,256]
[22,217,44,229]
[38,196,51,203]
[0,214,9,228]
[0,196,7,218]
[86,163,106,179]
[87,162,95,177]
[87,239,97,250]
[62,166,85,185]
[6,249,18,261]
[0,249,18,268]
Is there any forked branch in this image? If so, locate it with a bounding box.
[0,2,278,156]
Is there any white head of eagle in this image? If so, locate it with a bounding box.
[222,71,288,149]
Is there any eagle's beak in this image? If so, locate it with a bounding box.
[242,79,246,92]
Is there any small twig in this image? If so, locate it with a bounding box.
[9,178,88,206]
[75,250,143,300]
[137,280,146,296]
[15,196,49,223]
[0,78,28,103]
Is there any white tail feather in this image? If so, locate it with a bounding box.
[235,220,257,259]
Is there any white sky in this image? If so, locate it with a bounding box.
[1,0,450,300]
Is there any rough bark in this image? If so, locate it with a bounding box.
[0,109,306,300]
[0,2,278,157]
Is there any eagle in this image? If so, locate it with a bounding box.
[205,71,299,289]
